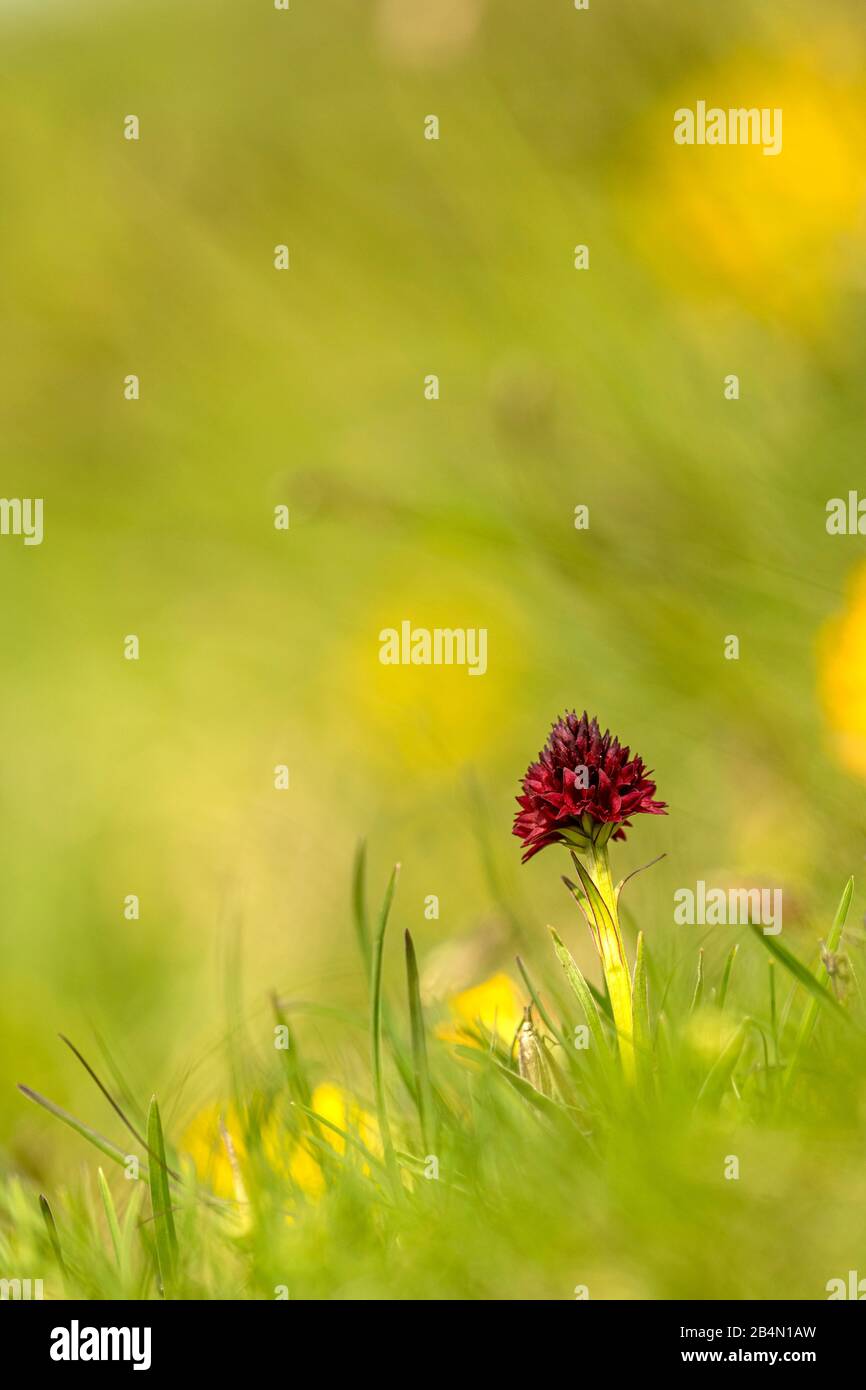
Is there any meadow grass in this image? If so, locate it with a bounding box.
[2,845,865,1302]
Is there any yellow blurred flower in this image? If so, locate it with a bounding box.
[343,565,525,776]
[181,1083,381,1204]
[437,971,524,1049]
[629,46,866,327]
[819,564,866,777]
[181,1101,245,1201]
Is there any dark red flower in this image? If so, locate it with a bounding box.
[513,711,666,861]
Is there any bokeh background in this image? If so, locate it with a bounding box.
[2,0,866,1221]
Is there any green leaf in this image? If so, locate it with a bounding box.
[750,923,851,1023]
[146,1096,177,1296]
[569,853,618,958]
[718,944,738,1010]
[696,1022,746,1110]
[690,949,705,1013]
[292,1102,387,1176]
[59,1033,181,1182]
[781,877,855,1096]
[632,931,653,1087]
[370,864,400,1192]
[97,1167,122,1268]
[404,929,435,1153]
[548,927,610,1069]
[19,1084,145,1174]
[352,839,371,980]
[39,1193,67,1280]
[515,953,575,1063]
[270,992,311,1109]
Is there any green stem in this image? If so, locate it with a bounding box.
[588,838,635,1084]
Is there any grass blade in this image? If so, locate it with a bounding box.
[404,929,435,1153]
[146,1096,177,1296]
[632,931,653,1087]
[548,927,611,1072]
[370,864,400,1192]
[690,949,704,1012]
[60,1033,182,1182]
[718,944,738,1010]
[782,877,855,1095]
[97,1167,123,1267]
[750,923,851,1023]
[270,991,311,1108]
[352,839,371,979]
[19,1084,143,1173]
[696,1022,746,1110]
[39,1193,67,1282]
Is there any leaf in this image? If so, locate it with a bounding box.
[515,954,576,1066]
[632,931,653,1087]
[59,1033,181,1181]
[120,1181,146,1284]
[616,853,667,904]
[352,839,371,979]
[561,875,595,939]
[690,949,704,1013]
[146,1096,177,1296]
[548,927,610,1069]
[97,1167,122,1268]
[270,992,311,1108]
[718,944,738,1010]
[782,877,855,1095]
[369,864,400,1192]
[40,1193,67,1280]
[404,930,435,1153]
[570,854,619,961]
[695,1022,747,1110]
[292,1102,387,1176]
[18,1084,145,1174]
[750,924,851,1023]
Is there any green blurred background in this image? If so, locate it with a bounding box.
[2,0,866,1196]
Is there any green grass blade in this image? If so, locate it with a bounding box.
[18,1084,144,1173]
[146,1096,177,1296]
[548,927,611,1072]
[690,949,704,1012]
[632,931,653,1087]
[696,1022,746,1110]
[97,1167,122,1267]
[352,839,371,979]
[749,923,851,1023]
[59,1033,182,1182]
[782,877,855,1095]
[39,1193,67,1281]
[570,852,617,947]
[768,959,779,1064]
[270,991,312,1108]
[404,929,435,1153]
[120,1181,146,1282]
[718,944,738,1010]
[370,864,400,1191]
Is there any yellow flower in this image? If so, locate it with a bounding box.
[180,1101,245,1201]
[181,1083,381,1203]
[628,45,866,329]
[437,971,524,1050]
[819,564,866,777]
